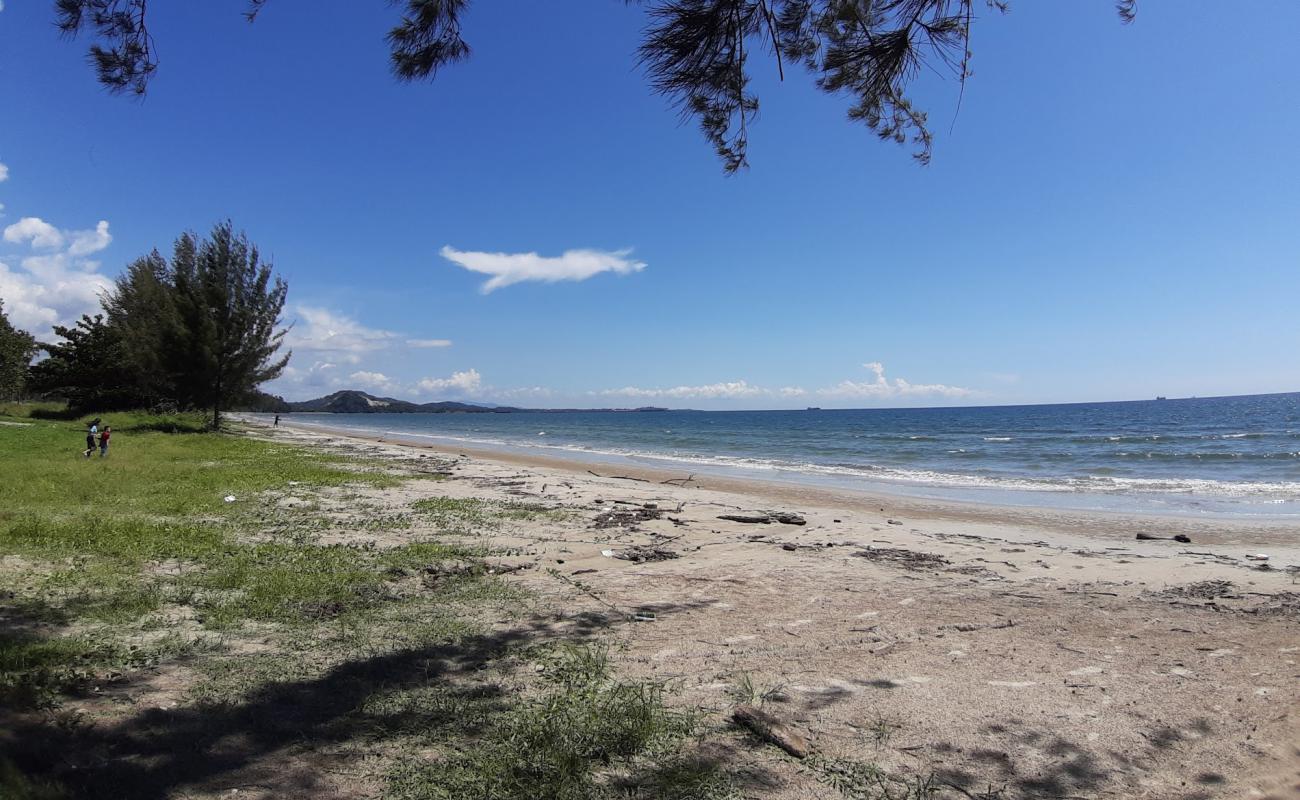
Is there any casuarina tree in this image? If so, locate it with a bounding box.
[0,300,39,401]
[169,223,290,428]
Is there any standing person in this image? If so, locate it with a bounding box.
[83,418,99,458]
[99,425,111,458]
[273,414,281,427]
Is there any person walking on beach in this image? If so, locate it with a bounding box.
[98,425,111,458]
[274,414,281,427]
[83,419,100,458]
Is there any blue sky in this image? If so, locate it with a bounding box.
[2,2,1297,408]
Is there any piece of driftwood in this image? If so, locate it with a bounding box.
[732,705,811,758]
[718,512,807,526]
[587,469,649,483]
[1136,533,1192,543]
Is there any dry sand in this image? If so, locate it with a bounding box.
[245,416,1300,799]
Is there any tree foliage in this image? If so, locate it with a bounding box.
[53,0,1137,173]
[25,223,290,424]
[170,223,289,427]
[27,314,140,411]
[0,300,40,401]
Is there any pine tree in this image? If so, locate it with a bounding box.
[170,223,290,428]
[0,300,39,401]
[102,250,183,409]
[27,314,138,411]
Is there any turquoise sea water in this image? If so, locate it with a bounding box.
[268,392,1300,518]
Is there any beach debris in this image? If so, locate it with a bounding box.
[601,549,616,557]
[223,495,237,503]
[612,545,679,563]
[1136,533,1192,543]
[587,469,649,483]
[1245,553,1270,561]
[853,547,949,571]
[719,514,773,524]
[1161,580,1236,600]
[593,506,662,529]
[782,543,798,551]
[661,474,697,486]
[718,512,807,526]
[732,705,811,758]
[887,519,903,525]
[633,610,657,622]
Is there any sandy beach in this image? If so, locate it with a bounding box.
[240,416,1300,799]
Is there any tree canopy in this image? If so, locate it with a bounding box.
[53,0,1136,173]
[0,300,40,401]
[24,222,289,425]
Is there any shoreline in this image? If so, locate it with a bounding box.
[228,413,1300,798]
[255,411,1300,521]
[251,415,1300,552]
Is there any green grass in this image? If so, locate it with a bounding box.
[410,496,565,534]
[0,407,742,800]
[0,408,460,694]
[385,643,723,800]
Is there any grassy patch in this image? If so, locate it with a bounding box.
[1,408,742,799]
[411,496,563,534]
[385,643,720,800]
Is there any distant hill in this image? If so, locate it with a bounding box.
[282,389,667,414]
[286,390,517,414]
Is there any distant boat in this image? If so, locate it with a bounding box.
[1156,396,1168,401]
[806,407,822,411]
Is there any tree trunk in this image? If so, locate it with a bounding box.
[212,370,222,430]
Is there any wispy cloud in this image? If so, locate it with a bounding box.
[406,338,452,348]
[0,162,8,182]
[597,380,765,400]
[440,246,646,293]
[594,363,972,404]
[284,306,399,364]
[818,362,972,399]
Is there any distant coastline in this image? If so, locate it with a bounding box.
[279,389,668,414]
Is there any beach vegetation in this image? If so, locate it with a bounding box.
[0,410,744,798]
[0,300,39,401]
[24,222,288,427]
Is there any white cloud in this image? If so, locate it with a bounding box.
[0,216,116,334]
[441,245,646,293]
[593,364,971,404]
[348,370,398,394]
[417,368,483,396]
[818,362,972,399]
[284,305,399,364]
[406,338,452,348]
[0,163,8,182]
[598,380,766,400]
[68,221,113,256]
[4,217,65,249]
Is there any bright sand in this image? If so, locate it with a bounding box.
[243,416,1300,799]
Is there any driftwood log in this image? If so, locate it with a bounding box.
[718,512,807,526]
[732,705,811,758]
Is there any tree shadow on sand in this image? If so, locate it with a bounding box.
[3,597,784,799]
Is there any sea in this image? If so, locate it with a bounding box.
[267,392,1300,519]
